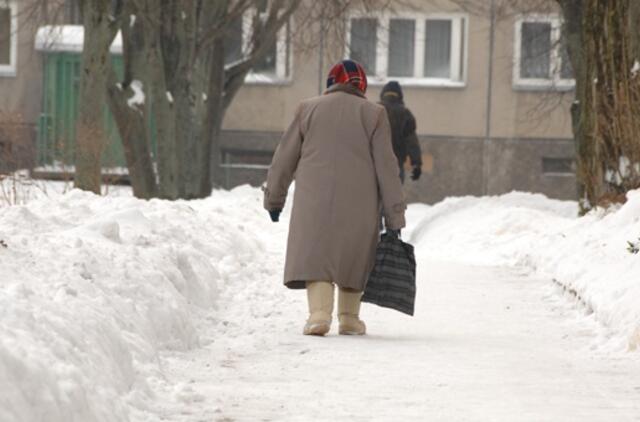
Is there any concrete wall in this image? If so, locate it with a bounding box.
[404,136,576,203]
[219,130,577,204]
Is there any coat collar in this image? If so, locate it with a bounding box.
[324,83,366,98]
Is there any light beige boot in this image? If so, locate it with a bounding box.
[303,281,334,336]
[338,288,366,335]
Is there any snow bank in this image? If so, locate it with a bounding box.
[409,191,640,352]
[0,187,266,421]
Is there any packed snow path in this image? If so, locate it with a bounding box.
[156,226,640,421]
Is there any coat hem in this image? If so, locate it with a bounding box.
[284,277,365,291]
[284,280,307,290]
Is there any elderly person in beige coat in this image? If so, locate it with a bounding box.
[263,60,406,336]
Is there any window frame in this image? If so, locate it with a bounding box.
[513,14,575,90]
[345,12,469,88]
[0,0,18,77]
[240,9,293,85]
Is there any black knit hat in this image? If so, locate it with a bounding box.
[381,81,403,100]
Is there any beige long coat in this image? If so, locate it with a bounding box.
[263,83,406,291]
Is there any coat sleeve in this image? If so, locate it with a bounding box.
[263,104,303,211]
[404,110,422,167]
[371,108,406,230]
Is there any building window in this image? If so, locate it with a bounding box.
[224,16,244,65]
[514,15,574,89]
[542,157,574,175]
[65,0,82,24]
[224,5,292,83]
[346,13,468,87]
[0,0,17,77]
[350,18,378,75]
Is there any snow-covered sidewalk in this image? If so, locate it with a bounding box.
[163,260,640,421]
[153,194,640,421]
[1,186,639,421]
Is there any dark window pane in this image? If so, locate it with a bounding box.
[65,0,82,24]
[257,0,268,14]
[224,17,243,65]
[253,40,277,73]
[285,22,291,77]
[350,18,377,75]
[388,19,415,77]
[542,157,574,174]
[424,19,451,78]
[559,37,573,79]
[520,22,551,79]
[0,7,10,65]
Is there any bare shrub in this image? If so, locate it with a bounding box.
[0,112,52,206]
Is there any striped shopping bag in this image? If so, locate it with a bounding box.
[362,232,417,316]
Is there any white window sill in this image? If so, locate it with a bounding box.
[0,67,17,77]
[543,172,575,177]
[368,77,466,89]
[513,79,575,92]
[244,73,292,86]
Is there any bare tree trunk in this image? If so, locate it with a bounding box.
[74,0,115,193]
[106,79,158,198]
[558,0,587,206]
[592,0,640,195]
[147,3,179,199]
[200,37,226,196]
[559,0,640,210]
[171,1,201,198]
[106,0,301,200]
[101,2,158,199]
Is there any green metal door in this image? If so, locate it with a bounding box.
[37,52,127,169]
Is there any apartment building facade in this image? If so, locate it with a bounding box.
[221,0,577,203]
[0,0,39,171]
[1,0,576,203]
[0,0,80,172]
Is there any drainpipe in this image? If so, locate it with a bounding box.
[483,0,496,195]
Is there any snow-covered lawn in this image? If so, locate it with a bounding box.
[1,184,639,421]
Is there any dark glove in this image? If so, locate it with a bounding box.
[411,165,422,181]
[386,229,401,238]
[269,209,282,222]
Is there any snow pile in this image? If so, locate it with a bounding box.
[126,80,145,108]
[409,191,640,351]
[35,26,123,54]
[0,187,266,421]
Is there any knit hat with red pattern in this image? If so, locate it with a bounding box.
[326,59,368,94]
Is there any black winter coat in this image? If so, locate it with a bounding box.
[379,96,422,169]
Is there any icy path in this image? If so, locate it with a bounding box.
[150,217,640,421]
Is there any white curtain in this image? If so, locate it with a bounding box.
[520,22,551,79]
[350,18,378,75]
[388,19,415,77]
[424,19,452,79]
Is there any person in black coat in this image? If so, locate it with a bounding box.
[379,81,422,183]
